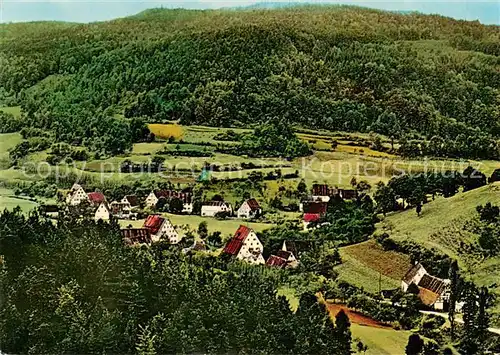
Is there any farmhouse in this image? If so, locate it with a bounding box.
[145,190,193,213]
[94,202,111,222]
[143,215,181,244]
[222,225,265,264]
[402,263,462,311]
[66,183,89,206]
[110,201,137,220]
[121,228,152,245]
[311,184,338,203]
[237,198,262,219]
[121,195,140,208]
[302,202,328,231]
[266,250,298,269]
[201,200,232,217]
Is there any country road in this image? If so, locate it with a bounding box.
[420,311,500,336]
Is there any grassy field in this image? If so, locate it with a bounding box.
[0,106,22,118]
[378,183,500,258]
[351,324,411,355]
[335,249,403,294]
[0,188,38,212]
[377,182,500,323]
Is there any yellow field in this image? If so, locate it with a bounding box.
[148,123,184,140]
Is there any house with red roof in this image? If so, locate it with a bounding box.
[143,215,181,244]
[145,190,193,213]
[237,198,262,219]
[222,225,265,264]
[402,263,463,312]
[302,202,328,231]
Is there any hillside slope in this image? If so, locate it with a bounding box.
[1,6,499,157]
[378,182,500,321]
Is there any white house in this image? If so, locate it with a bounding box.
[201,201,232,217]
[143,215,181,244]
[121,195,139,208]
[145,190,193,213]
[402,263,463,312]
[94,202,111,222]
[237,198,262,219]
[222,225,265,264]
[66,183,89,206]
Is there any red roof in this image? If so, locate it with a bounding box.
[266,255,288,268]
[246,198,261,211]
[88,192,106,204]
[143,215,165,235]
[223,225,251,256]
[304,213,321,222]
[303,202,328,214]
[276,250,293,260]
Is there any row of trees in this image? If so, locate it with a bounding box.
[374,167,488,215]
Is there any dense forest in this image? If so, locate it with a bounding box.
[0,209,353,354]
[1,6,499,156]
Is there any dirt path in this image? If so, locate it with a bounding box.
[326,303,391,329]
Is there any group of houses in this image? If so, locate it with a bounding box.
[65,184,263,222]
[66,184,140,222]
[300,184,358,230]
[401,262,464,312]
[221,225,306,268]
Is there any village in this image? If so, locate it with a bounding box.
[63,181,461,315]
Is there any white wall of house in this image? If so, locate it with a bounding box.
[67,186,89,206]
[94,203,110,221]
[236,230,264,264]
[201,203,232,217]
[237,202,259,219]
[401,265,427,292]
[152,219,181,244]
[311,195,330,203]
[145,191,159,208]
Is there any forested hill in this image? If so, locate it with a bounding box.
[1,6,499,156]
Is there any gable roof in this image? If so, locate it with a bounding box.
[124,195,139,207]
[143,215,165,235]
[88,192,106,204]
[266,255,288,268]
[282,240,315,257]
[245,198,261,211]
[418,274,448,295]
[203,201,228,207]
[402,263,426,284]
[223,225,252,256]
[417,287,441,306]
[276,250,293,260]
[121,228,152,245]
